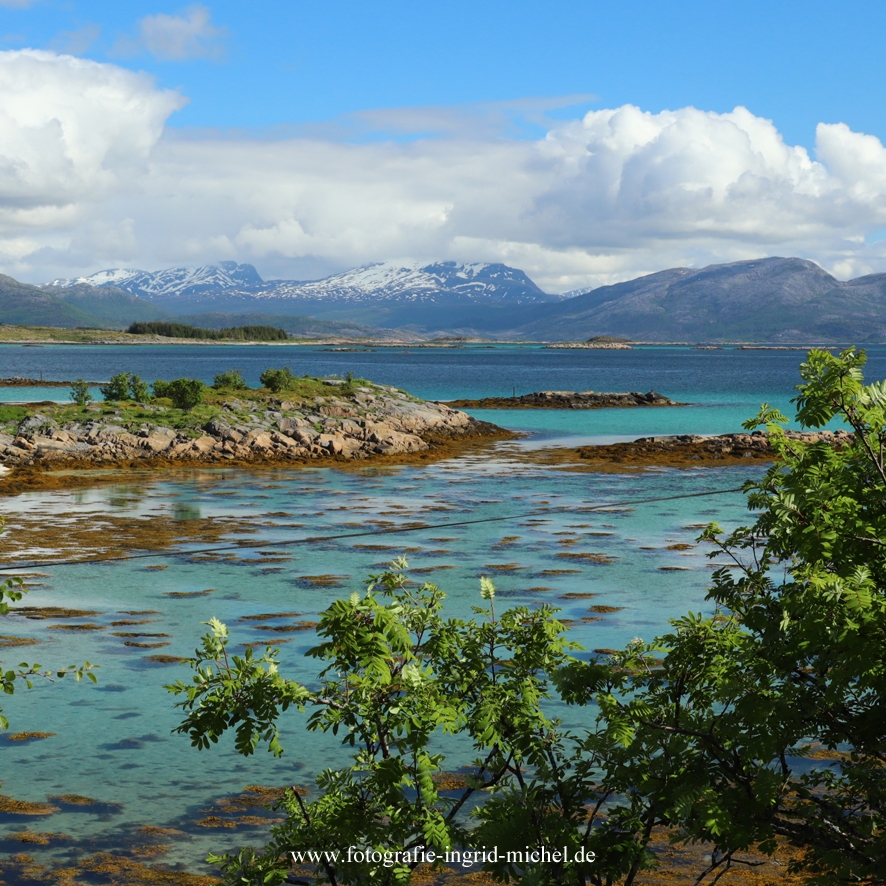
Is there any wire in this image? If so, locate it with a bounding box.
[0,485,746,572]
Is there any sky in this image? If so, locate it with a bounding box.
[1,0,886,291]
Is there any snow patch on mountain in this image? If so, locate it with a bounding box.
[50,261,264,299]
[48,260,558,305]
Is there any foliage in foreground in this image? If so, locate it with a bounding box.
[171,348,886,885]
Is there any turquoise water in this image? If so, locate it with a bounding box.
[0,458,754,874]
[0,346,865,878]
[3,341,884,405]
[0,385,103,404]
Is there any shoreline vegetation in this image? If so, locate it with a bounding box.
[126,321,289,341]
[0,373,512,495]
[0,375,856,488]
[0,323,867,347]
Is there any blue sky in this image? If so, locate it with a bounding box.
[5,0,882,143]
[1,0,886,288]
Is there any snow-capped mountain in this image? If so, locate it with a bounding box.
[48,260,557,306]
[265,261,556,304]
[49,260,264,299]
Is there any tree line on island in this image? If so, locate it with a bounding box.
[67,366,345,412]
[127,320,289,341]
[3,349,885,885]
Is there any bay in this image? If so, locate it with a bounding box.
[0,343,873,877]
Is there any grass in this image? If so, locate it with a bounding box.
[0,375,389,439]
[0,326,139,343]
[0,405,29,423]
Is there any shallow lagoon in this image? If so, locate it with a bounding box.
[0,344,870,877]
[0,456,752,875]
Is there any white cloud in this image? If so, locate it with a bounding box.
[0,0,38,8]
[0,50,184,248]
[2,51,886,291]
[114,5,225,62]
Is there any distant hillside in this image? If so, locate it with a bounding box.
[52,284,169,326]
[31,256,886,341]
[0,273,389,335]
[0,275,102,328]
[519,258,886,342]
[0,274,169,329]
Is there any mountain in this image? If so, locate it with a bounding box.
[0,275,165,328]
[48,260,559,323]
[519,257,886,342]
[262,261,554,305]
[51,260,264,299]
[51,284,169,327]
[41,256,886,341]
[0,275,100,327]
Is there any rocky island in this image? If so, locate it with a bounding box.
[0,374,508,492]
[529,430,854,470]
[446,390,683,409]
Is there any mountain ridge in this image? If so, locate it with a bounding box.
[50,260,559,309]
[521,257,886,342]
[25,255,886,341]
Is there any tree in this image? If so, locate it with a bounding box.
[169,565,620,885]
[170,348,886,885]
[161,378,205,411]
[99,371,131,401]
[129,374,150,402]
[69,378,92,408]
[573,347,886,884]
[213,369,249,391]
[260,367,294,393]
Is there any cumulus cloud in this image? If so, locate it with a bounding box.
[113,5,225,62]
[2,51,886,291]
[0,50,184,264]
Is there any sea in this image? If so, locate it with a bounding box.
[0,342,880,877]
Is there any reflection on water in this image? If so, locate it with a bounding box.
[172,502,202,522]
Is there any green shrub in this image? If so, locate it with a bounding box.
[69,379,93,408]
[213,369,248,391]
[152,379,171,399]
[100,372,131,401]
[129,374,150,402]
[165,378,205,411]
[259,367,294,393]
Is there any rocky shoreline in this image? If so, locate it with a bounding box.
[0,380,510,490]
[528,430,854,471]
[0,376,82,387]
[542,342,633,350]
[446,390,683,409]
